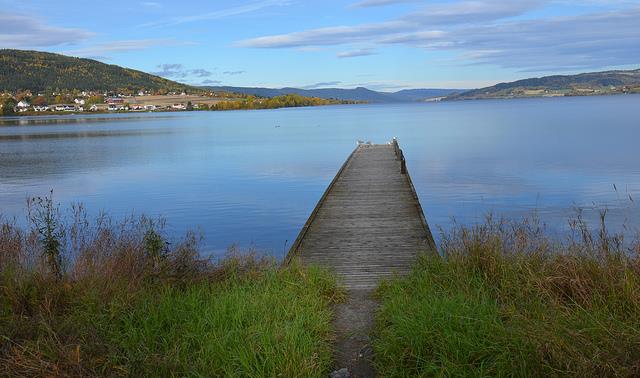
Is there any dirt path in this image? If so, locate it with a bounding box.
[331,289,378,377]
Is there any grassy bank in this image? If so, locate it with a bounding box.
[0,196,343,376]
[374,215,640,376]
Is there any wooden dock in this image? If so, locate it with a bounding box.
[286,140,436,377]
[286,140,436,289]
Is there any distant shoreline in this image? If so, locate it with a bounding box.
[444,90,640,102]
[2,92,639,120]
[1,98,355,118]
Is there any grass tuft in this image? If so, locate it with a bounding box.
[374,214,640,377]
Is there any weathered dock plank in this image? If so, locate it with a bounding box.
[287,141,435,290]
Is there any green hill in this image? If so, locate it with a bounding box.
[0,49,198,94]
[449,69,640,100]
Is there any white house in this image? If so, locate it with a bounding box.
[53,105,76,112]
[16,100,30,111]
[74,98,85,105]
[33,105,50,112]
[171,103,186,110]
[108,104,128,111]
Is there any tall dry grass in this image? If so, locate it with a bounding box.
[375,211,640,376]
[0,194,341,376]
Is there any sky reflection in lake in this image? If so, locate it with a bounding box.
[1,95,639,258]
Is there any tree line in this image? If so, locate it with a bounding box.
[208,94,355,111]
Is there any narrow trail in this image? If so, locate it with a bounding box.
[332,289,377,377]
[286,142,436,377]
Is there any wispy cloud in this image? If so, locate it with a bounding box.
[238,0,640,70]
[140,0,290,28]
[63,39,191,58]
[201,79,222,85]
[190,68,214,77]
[404,0,545,25]
[302,81,342,89]
[237,21,409,48]
[237,1,542,48]
[0,12,92,48]
[337,48,377,58]
[387,7,640,70]
[223,70,246,75]
[151,63,214,78]
[352,0,418,8]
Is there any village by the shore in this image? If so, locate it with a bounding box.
[1,90,237,115]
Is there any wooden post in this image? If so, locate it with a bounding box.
[392,138,400,160]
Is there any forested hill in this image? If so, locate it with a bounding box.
[0,49,197,93]
[448,69,640,100]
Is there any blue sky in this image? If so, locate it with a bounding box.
[1,0,639,90]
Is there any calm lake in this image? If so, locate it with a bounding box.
[1,95,639,258]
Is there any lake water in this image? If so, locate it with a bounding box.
[1,95,639,258]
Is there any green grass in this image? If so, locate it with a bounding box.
[105,265,340,377]
[1,261,342,377]
[373,216,640,377]
[0,199,343,377]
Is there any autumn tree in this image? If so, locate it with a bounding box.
[0,97,17,115]
[32,96,47,106]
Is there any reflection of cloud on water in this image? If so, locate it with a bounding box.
[2,97,640,255]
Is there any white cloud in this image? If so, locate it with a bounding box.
[404,0,545,25]
[302,81,342,89]
[0,12,92,48]
[337,48,377,58]
[140,0,290,28]
[394,7,640,70]
[238,1,543,48]
[151,63,214,78]
[63,39,192,58]
[237,0,640,71]
[237,21,409,48]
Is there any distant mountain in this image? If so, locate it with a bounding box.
[392,89,462,101]
[203,85,463,103]
[0,49,199,93]
[449,69,640,100]
[0,49,467,101]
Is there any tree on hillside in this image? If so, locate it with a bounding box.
[54,94,72,104]
[32,96,47,106]
[0,97,17,115]
[85,95,104,105]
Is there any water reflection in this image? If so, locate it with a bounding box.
[0,96,638,257]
